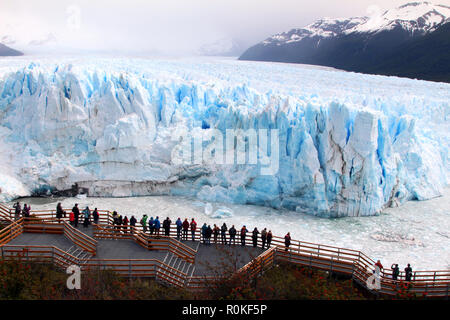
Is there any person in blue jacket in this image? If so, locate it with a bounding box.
[154,216,161,236]
[175,218,183,240]
[148,217,155,235]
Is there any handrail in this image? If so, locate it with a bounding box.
[0,218,24,246]
[1,244,85,269]
[63,221,97,255]
[1,202,449,296]
[93,223,196,263]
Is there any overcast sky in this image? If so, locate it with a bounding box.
[1,0,449,54]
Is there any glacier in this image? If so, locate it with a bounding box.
[0,55,448,217]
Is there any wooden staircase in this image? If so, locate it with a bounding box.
[156,252,196,288]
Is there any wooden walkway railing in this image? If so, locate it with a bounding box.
[63,221,97,256]
[93,223,197,263]
[0,203,449,296]
[1,245,83,269]
[0,218,24,247]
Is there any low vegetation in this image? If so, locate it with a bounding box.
[0,257,429,300]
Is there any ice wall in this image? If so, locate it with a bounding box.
[0,58,448,217]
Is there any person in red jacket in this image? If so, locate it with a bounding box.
[182,218,189,240]
[123,216,129,234]
[284,232,291,251]
[375,260,384,273]
[190,218,197,241]
[69,211,75,226]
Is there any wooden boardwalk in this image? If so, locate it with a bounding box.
[6,228,263,276]
[0,203,449,297]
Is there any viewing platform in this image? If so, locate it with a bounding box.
[0,203,449,297]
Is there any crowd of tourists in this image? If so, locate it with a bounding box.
[11,201,414,281]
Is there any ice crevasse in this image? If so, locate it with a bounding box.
[0,59,448,218]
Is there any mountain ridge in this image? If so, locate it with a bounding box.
[239,2,450,82]
[0,43,23,56]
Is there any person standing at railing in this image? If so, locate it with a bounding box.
[13,202,21,221]
[154,216,161,236]
[190,218,197,241]
[201,223,208,244]
[182,218,189,240]
[72,204,80,228]
[213,224,220,244]
[229,225,237,245]
[69,211,75,226]
[163,217,171,236]
[140,214,148,233]
[391,264,400,280]
[148,216,155,235]
[375,260,384,273]
[206,225,213,245]
[56,203,65,223]
[82,206,90,228]
[284,232,291,251]
[221,223,228,245]
[22,204,30,218]
[404,264,413,281]
[123,216,129,234]
[252,228,259,248]
[267,230,273,248]
[240,225,248,246]
[176,218,183,240]
[118,215,123,233]
[112,211,119,231]
[93,208,99,224]
[261,228,267,249]
[130,215,137,233]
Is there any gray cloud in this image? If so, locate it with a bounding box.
[1,0,448,54]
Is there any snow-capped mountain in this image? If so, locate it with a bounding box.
[349,2,450,34]
[199,38,245,56]
[261,17,368,46]
[0,43,23,56]
[259,2,449,46]
[240,2,450,82]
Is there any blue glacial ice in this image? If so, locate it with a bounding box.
[0,56,448,217]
